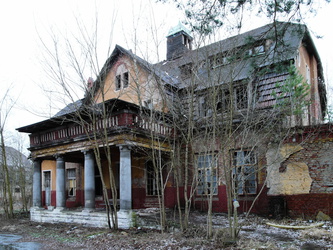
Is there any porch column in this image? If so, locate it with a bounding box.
[55,154,66,209]
[32,159,42,207]
[83,150,95,210]
[119,145,132,210]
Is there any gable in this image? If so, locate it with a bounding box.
[93,53,165,111]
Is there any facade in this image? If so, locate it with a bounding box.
[17,21,330,227]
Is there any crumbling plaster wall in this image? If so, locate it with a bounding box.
[266,143,312,195]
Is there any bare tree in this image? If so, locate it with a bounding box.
[0,87,17,218]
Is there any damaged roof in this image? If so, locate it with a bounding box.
[157,21,323,90]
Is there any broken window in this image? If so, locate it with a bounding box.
[248,42,265,56]
[197,154,218,195]
[115,75,121,90]
[232,150,256,195]
[217,89,231,113]
[144,99,153,109]
[210,53,229,69]
[235,85,248,110]
[67,168,76,197]
[115,72,129,90]
[146,161,160,196]
[123,72,129,88]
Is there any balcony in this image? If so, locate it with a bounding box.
[29,112,174,149]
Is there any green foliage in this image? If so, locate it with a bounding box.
[272,65,311,116]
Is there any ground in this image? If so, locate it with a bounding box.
[0,210,332,249]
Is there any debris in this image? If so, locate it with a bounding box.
[266,222,324,230]
[316,211,331,221]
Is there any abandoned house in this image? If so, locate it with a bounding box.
[17,21,331,228]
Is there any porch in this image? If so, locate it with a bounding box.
[30,207,161,229]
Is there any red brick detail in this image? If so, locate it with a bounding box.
[285,193,333,218]
[193,185,269,214]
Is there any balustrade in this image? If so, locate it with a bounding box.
[29,112,173,147]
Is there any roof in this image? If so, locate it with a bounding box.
[93,45,179,91]
[17,21,326,133]
[0,146,31,167]
[17,98,141,133]
[167,21,192,38]
[157,22,323,90]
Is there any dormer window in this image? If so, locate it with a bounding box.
[249,44,265,56]
[115,71,129,91]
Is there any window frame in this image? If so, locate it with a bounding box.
[123,72,129,88]
[232,150,257,195]
[67,168,76,197]
[146,160,160,196]
[234,85,248,110]
[115,71,129,90]
[196,154,218,196]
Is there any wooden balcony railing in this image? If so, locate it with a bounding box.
[29,112,173,148]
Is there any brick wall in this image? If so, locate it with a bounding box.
[285,193,333,218]
[282,125,333,218]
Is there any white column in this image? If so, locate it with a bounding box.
[55,154,66,209]
[32,159,42,207]
[83,150,95,210]
[119,145,132,210]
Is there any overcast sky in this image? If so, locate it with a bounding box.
[1,0,332,152]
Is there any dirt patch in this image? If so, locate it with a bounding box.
[0,212,332,249]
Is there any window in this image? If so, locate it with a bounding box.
[197,154,218,195]
[67,169,76,197]
[210,53,230,69]
[254,45,265,54]
[116,75,121,90]
[232,150,256,195]
[146,161,160,196]
[217,89,230,112]
[144,99,153,109]
[198,96,213,117]
[235,85,248,110]
[306,64,310,84]
[182,34,192,49]
[123,72,129,88]
[249,44,265,56]
[115,72,129,90]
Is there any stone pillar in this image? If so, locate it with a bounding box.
[32,159,42,207]
[55,154,66,209]
[83,150,95,210]
[119,145,132,210]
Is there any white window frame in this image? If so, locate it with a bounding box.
[196,154,218,195]
[232,150,257,195]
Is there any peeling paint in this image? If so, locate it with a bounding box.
[266,144,312,195]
